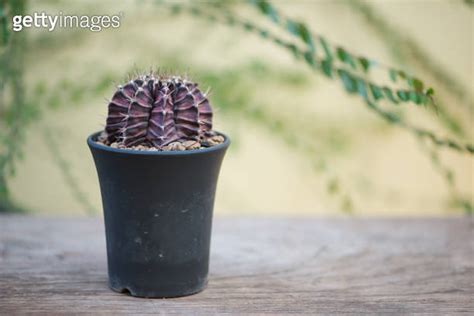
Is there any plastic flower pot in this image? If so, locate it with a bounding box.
[87,131,230,298]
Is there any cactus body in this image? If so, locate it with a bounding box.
[105,75,213,148]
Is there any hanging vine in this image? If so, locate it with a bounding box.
[0,0,34,212]
[165,2,473,156]
[346,0,473,115]
[249,0,436,106]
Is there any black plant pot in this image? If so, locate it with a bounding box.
[87,131,230,298]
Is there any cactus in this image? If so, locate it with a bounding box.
[104,74,215,149]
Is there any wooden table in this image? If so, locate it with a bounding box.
[0,215,472,315]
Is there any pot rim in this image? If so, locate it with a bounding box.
[87,131,230,156]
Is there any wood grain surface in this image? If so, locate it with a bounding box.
[0,215,473,315]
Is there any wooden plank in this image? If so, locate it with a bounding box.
[0,215,473,315]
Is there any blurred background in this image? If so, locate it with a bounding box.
[0,0,472,217]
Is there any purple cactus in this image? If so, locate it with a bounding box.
[104,75,213,148]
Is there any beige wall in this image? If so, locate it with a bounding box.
[8,0,473,216]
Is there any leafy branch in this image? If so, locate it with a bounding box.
[168,2,474,155]
[0,0,114,213]
[0,0,34,212]
[42,128,98,216]
[338,0,472,212]
[417,135,472,214]
[249,0,436,108]
[345,0,472,141]
[200,65,355,213]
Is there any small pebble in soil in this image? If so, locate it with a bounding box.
[182,140,201,150]
[98,132,108,143]
[209,135,225,145]
[163,142,186,151]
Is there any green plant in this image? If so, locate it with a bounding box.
[43,127,98,215]
[104,74,214,148]
[0,0,34,212]
[343,0,472,212]
[162,0,473,213]
[0,0,106,214]
[166,1,474,155]
[199,64,356,213]
[346,0,471,133]
[246,0,473,211]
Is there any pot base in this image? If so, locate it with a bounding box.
[109,280,207,298]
